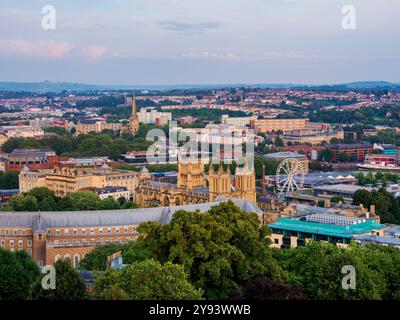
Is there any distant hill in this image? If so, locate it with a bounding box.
[0,80,399,93]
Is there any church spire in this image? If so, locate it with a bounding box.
[131,91,137,119]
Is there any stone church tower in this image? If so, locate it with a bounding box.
[233,160,256,203]
[129,93,139,134]
[177,159,205,190]
[208,162,232,202]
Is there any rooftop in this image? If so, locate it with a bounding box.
[269,216,384,239]
[264,151,307,159]
[0,198,261,230]
[313,184,373,193]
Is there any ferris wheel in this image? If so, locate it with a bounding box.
[275,158,306,193]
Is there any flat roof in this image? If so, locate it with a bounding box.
[353,235,400,246]
[264,151,307,159]
[269,217,384,239]
[313,184,373,193]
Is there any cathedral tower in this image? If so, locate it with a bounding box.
[208,162,232,202]
[177,159,205,190]
[233,159,256,203]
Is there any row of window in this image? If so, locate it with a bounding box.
[1,239,32,247]
[47,226,137,236]
[0,229,29,236]
[52,237,132,245]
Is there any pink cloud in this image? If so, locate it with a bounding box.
[0,39,74,59]
[82,45,107,59]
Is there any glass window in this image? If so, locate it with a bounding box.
[27,240,32,247]
[47,230,51,235]
[18,240,23,247]
[64,229,69,235]
[90,228,94,235]
[73,229,77,235]
[56,229,60,236]
[9,240,14,247]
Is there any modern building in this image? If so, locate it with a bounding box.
[221,114,255,127]
[269,204,385,249]
[312,184,373,203]
[282,129,344,145]
[137,108,171,125]
[326,143,373,161]
[252,118,310,133]
[0,198,262,267]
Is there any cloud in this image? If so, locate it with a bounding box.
[158,21,221,34]
[183,50,239,60]
[0,39,74,59]
[82,45,108,59]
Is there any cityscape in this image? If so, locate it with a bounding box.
[1,0,400,312]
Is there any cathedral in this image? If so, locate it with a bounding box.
[135,159,256,208]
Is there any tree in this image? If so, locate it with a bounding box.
[338,153,351,162]
[30,259,89,300]
[9,194,39,211]
[330,196,344,203]
[0,172,19,189]
[139,201,284,299]
[274,136,284,147]
[353,189,372,208]
[93,259,203,300]
[273,241,386,300]
[80,238,153,271]
[0,248,40,300]
[80,243,123,271]
[96,197,121,210]
[229,277,308,300]
[68,191,99,211]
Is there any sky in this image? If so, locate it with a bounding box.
[0,0,399,85]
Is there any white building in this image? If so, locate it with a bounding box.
[221,114,255,127]
[138,108,172,125]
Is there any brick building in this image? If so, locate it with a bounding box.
[5,149,61,173]
[326,143,373,161]
[0,198,261,268]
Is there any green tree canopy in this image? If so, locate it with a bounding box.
[0,248,40,300]
[30,259,89,300]
[139,201,284,299]
[93,259,203,300]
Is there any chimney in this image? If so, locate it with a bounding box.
[262,164,266,196]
